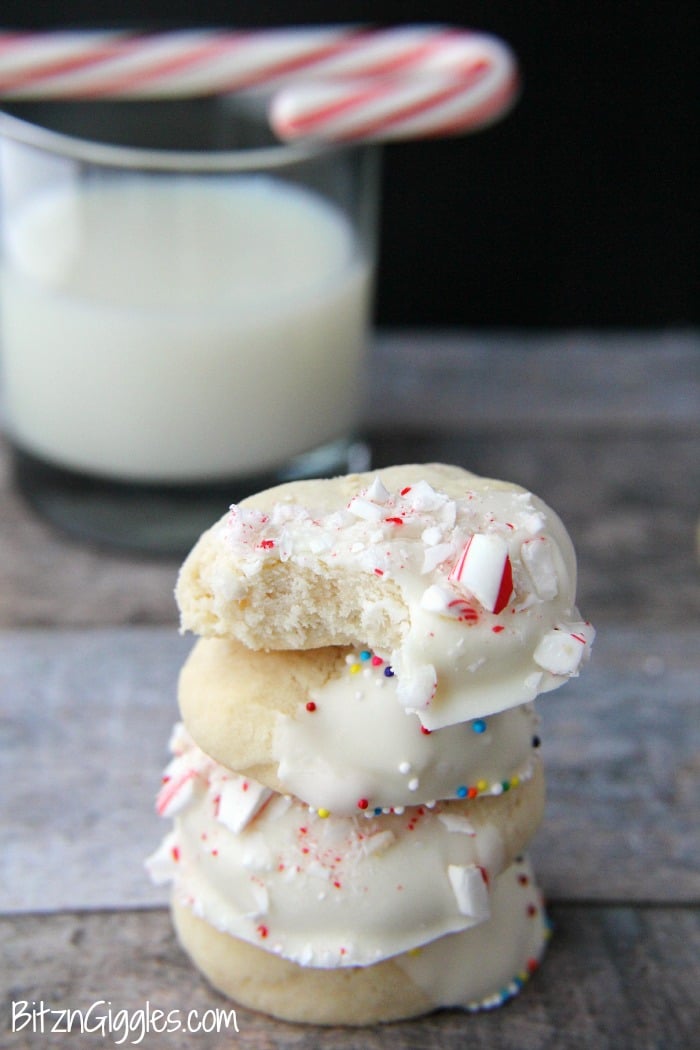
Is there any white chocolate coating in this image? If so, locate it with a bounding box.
[177,635,541,815]
[394,854,549,1011]
[170,854,549,1024]
[176,465,594,729]
[147,725,544,969]
[273,648,541,813]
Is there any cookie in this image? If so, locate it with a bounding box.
[178,636,542,813]
[176,464,594,728]
[147,725,545,969]
[170,855,549,1025]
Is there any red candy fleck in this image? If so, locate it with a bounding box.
[527,958,539,974]
[357,798,369,810]
[258,539,275,550]
[420,726,431,735]
[385,516,404,525]
[493,555,514,614]
[492,624,505,633]
[171,845,180,862]
[305,701,317,712]
[448,598,479,623]
[257,925,269,939]
[527,904,538,917]
[374,568,384,576]
[371,655,383,666]
[400,487,412,495]
[467,787,478,800]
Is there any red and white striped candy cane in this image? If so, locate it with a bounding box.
[271,27,518,143]
[0,25,518,143]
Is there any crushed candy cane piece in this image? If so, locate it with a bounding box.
[521,536,559,600]
[361,830,396,856]
[447,863,491,920]
[522,511,546,535]
[347,496,384,522]
[402,480,447,512]
[395,662,437,710]
[449,533,514,613]
[533,622,595,676]
[156,768,197,818]
[248,880,270,918]
[421,542,455,574]
[215,776,274,834]
[145,831,180,884]
[420,585,478,622]
[438,813,477,836]
[364,476,391,504]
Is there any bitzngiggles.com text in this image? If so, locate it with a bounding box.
[11,1000,240,1045]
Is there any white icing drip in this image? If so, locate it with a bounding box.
[272,660,539,813]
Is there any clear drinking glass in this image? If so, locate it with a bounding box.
[0,96,379,553]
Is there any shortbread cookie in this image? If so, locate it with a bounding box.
[147,725,545,968]
[171,855,549,1025]
[178,636,542,813]
[176,464,594,727]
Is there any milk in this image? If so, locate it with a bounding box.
[0,175,372,482]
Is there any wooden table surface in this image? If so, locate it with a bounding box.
[1,330,699,1049]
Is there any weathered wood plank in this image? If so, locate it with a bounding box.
[367,329,700,430]
[532,624,700,900]
[0,628,190,913]
[1,626,698,913]
[2,904,698,1049]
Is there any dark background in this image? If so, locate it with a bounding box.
[2,2,696,329]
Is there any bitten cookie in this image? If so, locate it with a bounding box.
[176,464,594,728]
[178,636,542,814]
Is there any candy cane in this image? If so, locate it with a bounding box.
[0,25,518,143]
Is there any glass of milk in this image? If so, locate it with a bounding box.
[0,96,379,552]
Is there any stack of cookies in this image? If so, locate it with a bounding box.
[148,463,594,1025]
